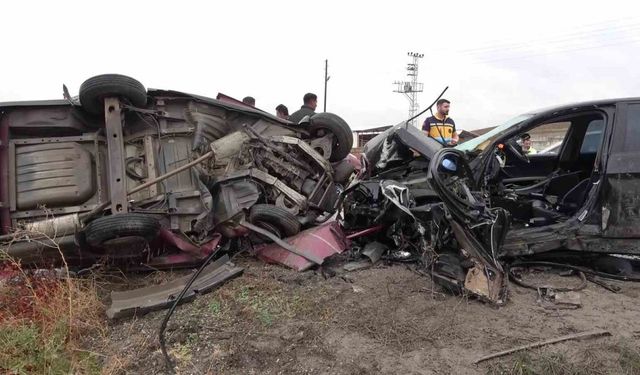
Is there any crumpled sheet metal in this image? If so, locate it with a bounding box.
[451,221,508,305]
[254,221,349,271]
[106,254,243,319]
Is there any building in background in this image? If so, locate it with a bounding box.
[351,125,392,155]
[464,122,568,150]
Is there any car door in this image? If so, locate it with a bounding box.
[602,102,640,238]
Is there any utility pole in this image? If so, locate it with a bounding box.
[324,59,330,112]
[393,52,424,128]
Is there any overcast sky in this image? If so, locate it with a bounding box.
[1,0,639,131]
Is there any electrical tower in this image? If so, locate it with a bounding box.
[393,52,424,128]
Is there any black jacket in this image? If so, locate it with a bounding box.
[288,105,316,124]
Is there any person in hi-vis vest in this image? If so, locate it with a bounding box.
[422,99,459,146]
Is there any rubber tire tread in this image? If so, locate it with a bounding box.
[79,74,147,114]
[249,204,301,238]
[84,213,161,247]
[309,113,353,162]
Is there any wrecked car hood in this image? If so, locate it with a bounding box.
[363,123,442,172]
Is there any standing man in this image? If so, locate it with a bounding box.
[423,99,459,146]
[288,93,317,123]
[275,104,289,120]
[242,96,256,106]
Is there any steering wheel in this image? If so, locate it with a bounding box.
[505,138,530,163]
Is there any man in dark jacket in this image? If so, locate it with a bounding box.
[288,93,317,123]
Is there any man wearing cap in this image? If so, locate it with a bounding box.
[423,99,459,146]
[521,133,538,154]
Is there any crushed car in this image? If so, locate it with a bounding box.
[342,98,640,304]
[0,74,355,270]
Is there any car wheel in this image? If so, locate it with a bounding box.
[249,204,301,239]
[79,74,147,115]
[83,213,161,248]
[309,113,353,162]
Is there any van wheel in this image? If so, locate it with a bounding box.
[83,213,160,248]
[79,74,147,115]
[309,113,353,162]
[249,204,300,240]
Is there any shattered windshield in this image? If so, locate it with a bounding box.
[456,114,534,152]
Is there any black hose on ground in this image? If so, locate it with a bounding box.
[509,266,587,292]
[510,260,640,282]
[158,241,231,372]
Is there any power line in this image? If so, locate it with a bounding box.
[475,37,640,64]
[459,18,640,56]
[461,24,640,58]
[460,17,639,53]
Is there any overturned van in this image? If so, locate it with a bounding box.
[0,74,354,268]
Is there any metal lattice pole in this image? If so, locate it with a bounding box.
[393,52,424,128]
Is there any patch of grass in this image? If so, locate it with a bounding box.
[210,276,319,329]
[254,305,274,326]
[170,343,193,364]
[614,341,640,375]
[483,344,640,375]
[238,286,250,302]
[485,351,609,375]
[209,299,223,316]
[0,249,105,374]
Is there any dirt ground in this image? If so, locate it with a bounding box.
[89,254,640,374]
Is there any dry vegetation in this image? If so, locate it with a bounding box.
[485,341,640,375]
[0,254,105,374]
[2,246,640,374]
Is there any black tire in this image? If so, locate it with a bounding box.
[333,161,356,184]
[309,113,353,162]
[79,74,147,115]
[83,213,161,248]
[249,204,300,238]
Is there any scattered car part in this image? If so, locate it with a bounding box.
[509,266,587,292]
[252,221,348,271]
[361,241,387,264]
[108,253,242,319]
[511,260,640,282]
[539,290,582,309]
[585,274,622,293]
[157,246,237,372]
[241,221,326,266]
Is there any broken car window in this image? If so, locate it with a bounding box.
[579,119,604,155]
[457,114,533,152]
[524,121,571,153]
